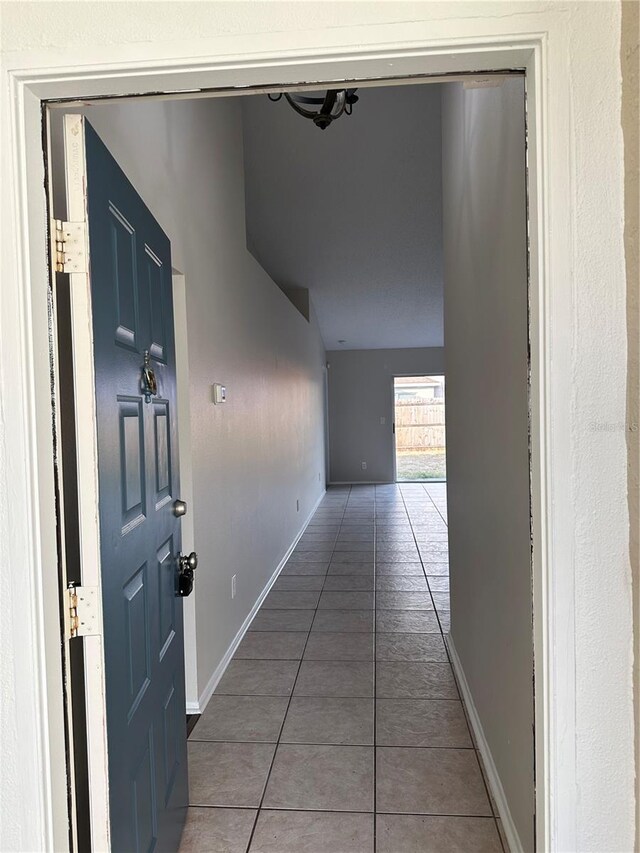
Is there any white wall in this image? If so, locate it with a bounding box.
[327,347,444,482]
[242,84,443,350]
[441,78,533,849]
[51,97,326,709]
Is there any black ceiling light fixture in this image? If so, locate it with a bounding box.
[268,88,359,130]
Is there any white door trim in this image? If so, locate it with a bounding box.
[59,114,111,853]
[0,8,632,851]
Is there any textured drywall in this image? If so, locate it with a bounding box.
[0,1,513,52]
[621,2,639,844]
[567,5,634,851]
[327,348,444,482]
[242,84,443,350]
[442,77,534,850]
[50,96,326,708]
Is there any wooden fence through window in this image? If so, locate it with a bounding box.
[395,400,446,452]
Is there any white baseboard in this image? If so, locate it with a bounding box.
[186,490,326,715]
[328,480,389,485]
[445,635,523,853]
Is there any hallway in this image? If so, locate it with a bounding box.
[182,485,505,852]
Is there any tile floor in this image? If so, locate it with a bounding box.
[182,484,506,853]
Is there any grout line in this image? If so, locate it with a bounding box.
[189,803,499,819]
[189,737,476,748]
[209,692,458,700]
[242,486,351,853]
[397,486,448,641]
[193,485,499,853]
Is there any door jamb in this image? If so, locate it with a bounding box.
[3,22,583,851]
[172,271,199,713]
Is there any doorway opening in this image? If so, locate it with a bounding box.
[394,375,446,482]
[44,68,535,853]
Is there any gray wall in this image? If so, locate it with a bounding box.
[51,98,326,708]
[327,348,444,483]
[441,79,533,849]
[242,84,443,350]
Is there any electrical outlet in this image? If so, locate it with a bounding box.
[380,416,386,425]
[231,574,236,599]
[361,461,367,470]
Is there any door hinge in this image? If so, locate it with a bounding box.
[53,219,88,274]
[67,584,101,639]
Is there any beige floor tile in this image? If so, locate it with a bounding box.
[294,660,374,697]
[376,747,491,815]
[376,575,428,591]
[376,591,434,610]
[330,557,376,568]
[328,563,375,576]
[312,610,374,632]
[179,807,257,853]
[376,699,472,747]
[318,591,375,610]
[432,592,450,610]
[333,543,375,553]
[281,561,329,576]
[375,534,416,543]
[376,633,447,662]
[295,541,338,552]
[262,590,321,609]
[272,575,326,591]
[419,561,449,575]
[299,533,338,542]
[263,744,374,811]
[303,632,374,661]
[188,742,275,807]
[376,662,459,699]
[190,695,288,742]
[235,631,307,660]
[376,610,441,633]
[323,575,375,591]
[250,810,374,853]
[375,562,425,576]
[288,551,334,562]
[375,550,420,561]
[249,610,314,632]
[337,533,375,542]
[281,697,374,745]
[215,660,299,696]
[427,576,450,591]
[376,814,502,853]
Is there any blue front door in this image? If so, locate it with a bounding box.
[84,119,188,851]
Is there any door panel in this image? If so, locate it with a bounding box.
[82,118,188,852]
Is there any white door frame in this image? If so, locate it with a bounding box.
[0,8,632,852]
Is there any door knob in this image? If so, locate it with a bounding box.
[172,499,188,518]
[180,551,198,571]
[177,551,198,596]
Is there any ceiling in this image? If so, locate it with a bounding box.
[241,82,444,351]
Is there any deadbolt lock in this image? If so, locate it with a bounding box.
[177,551,198,597]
